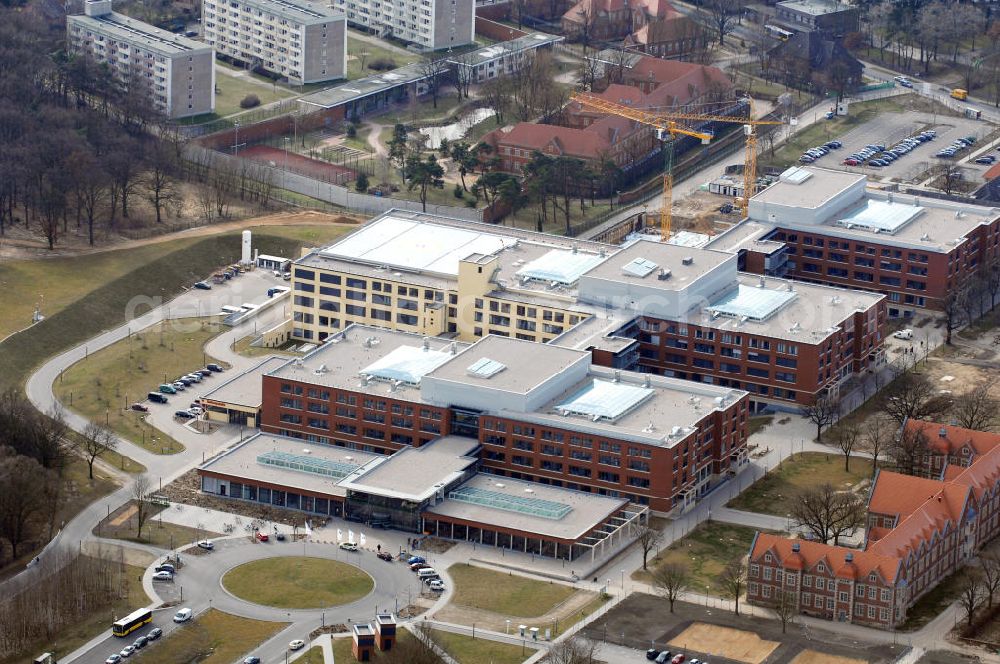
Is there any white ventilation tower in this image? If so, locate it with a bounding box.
[241,230,252,265]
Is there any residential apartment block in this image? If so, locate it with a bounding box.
[67,0,214,118]
[331,0,474,50]
[258,324,750,513]
[774,0,860,38]
[283,211,885,407]
[748,420,1000,629]
[709,166,1000,317]
[202,0,346,84]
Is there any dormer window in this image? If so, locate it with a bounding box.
[817,563,825,573]
[765,553,772,563]
[869,573,877,582]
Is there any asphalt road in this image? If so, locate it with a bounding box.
[75,538,428,664]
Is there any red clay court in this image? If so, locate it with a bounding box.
[239,145,355,184]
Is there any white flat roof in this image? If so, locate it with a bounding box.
[200,356,288,408]
[321,214,517,276]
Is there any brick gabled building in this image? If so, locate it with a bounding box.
[903,419,1000,480]
[622,14,706,60]
[748,422,1000,629]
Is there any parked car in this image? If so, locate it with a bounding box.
[185,373,202,383]
[152,571,173,581]
[647,649,661,661]
[130,403,149,412]
[197,540,215,550]
[171,381,187,391]
[120,646,135,658]
[892,328,914,340]
[256,531,269,542]
[289,640,306,651]
[158,384,177,394]
[339,541,359,551]
[842,158,859,166]
[976,156,997,165]
[428,579,445,591]
[377,551,393,561]
[105,655,122,664]
[174,608,192,622]
[671,655,686,664]
[243,658,261,664]
[194,281,212,290]
[207,363,224,372]
[148,628,163,640]
[407,556,426,564]
[410,562,430,571]
[147,392,168,404]
[155,563,175,574]
[175,410,195,420]
[132,636,148,649]
[176,377,193,387]
[275,532,286,541]
[189,406,203,415]
[825,140,842,149]
[656,652,672,664]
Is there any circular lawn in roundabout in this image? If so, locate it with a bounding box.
[222,556,374,609]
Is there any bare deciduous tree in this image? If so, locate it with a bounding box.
[831,421,861,472]
[863,414,892,479]
[718,559,747,616]
[545,636,599,664]
[981,552,1000,610]
[890,423,931,477]
[952,382,998,432]
[958,570,984,628]
[880,370,952,427]
[651,562,689,613]
[772,590,797,633]
[80,422,117,480]
[801,394,841,442]
[132,474,152,540]
[635,525,662,570]
[790,483,865,545]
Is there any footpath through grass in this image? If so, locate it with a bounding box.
[726,452,872,517]
[428,629,528,664]
[222,556,374,609]
[54,317,228,455]
[448,564,576,618]
[634,521,772,595]
[136,609,287,664]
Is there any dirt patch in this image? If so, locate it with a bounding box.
[669,623,779,664]
[240,145,355,183]
[110,504,138,527]
[417,537,456,554]
[790,652,868,664]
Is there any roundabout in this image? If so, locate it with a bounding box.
[222,556,374,609]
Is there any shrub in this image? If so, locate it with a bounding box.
[453,184,464,199]
[355,173,369,193]
[368,57,397,71]
[346,123,357,139]
[240,94,261,109]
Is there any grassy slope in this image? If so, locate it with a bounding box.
[428,629,527,664]
[0,232,306,392]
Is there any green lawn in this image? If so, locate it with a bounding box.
[233,334,301,358]
[136,609,287,664]
[222,557,373,609]
[295,646,325,663]
[54,317,230,455]
[447,564,577,618]
[633,521,771,596]
[253,223,353,246]
[214,65,294,117]
[0,561,149,664]
[0,230,311,393]
[726,452,872,517]
[766,97,907,168]
[346,35,420,80]
[428,629,528,664]
[94,501,219,548]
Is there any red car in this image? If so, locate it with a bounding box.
[255,531,269,542]
[842,158,859,166]
[130,403,149,412]
[671,655,685,664]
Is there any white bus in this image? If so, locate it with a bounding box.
[765,24,793,41]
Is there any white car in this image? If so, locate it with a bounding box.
[892,329,914,340]
[428,579,445,591]
[174,607,193,622]
[105,655,122,664]
[197,540,215,550]
[119,646,135,658]
[152,570,173,581]
[289,639,306,651]
[339,541,359,551]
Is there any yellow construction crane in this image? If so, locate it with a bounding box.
[571,92,785,240]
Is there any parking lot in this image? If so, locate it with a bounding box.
[799,110,994,182]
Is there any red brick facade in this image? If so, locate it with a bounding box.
[748,422,1000,629]
[260,374,750,513]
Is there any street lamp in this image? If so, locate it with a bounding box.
[233,121,241,157]
[283,136,290,188]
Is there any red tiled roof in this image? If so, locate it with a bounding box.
[626,14,699,46]
[868,482,968,559]
[751,533,900,583]
[867,470,950,519]
[619,56,733,107]
[483,115,641,160]
[905,419,1000,458]
[562,0,680,23]
[984,161,1000,182]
